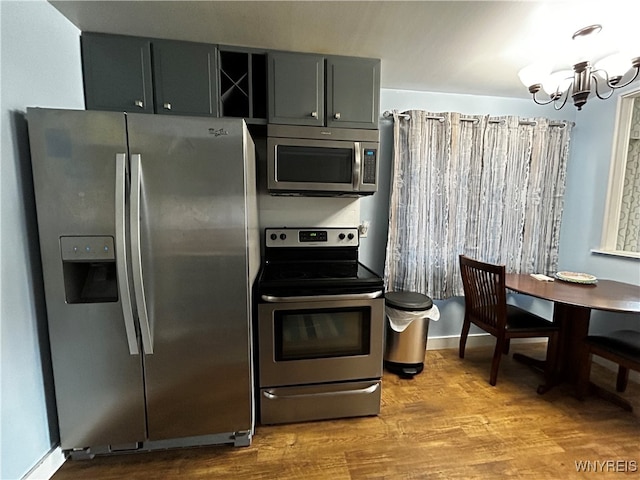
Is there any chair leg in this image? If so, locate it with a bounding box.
[489,340,503,386]
[459,319,471,359]
[616,366,629,392]
[503,339,511,355]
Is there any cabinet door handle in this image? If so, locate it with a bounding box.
[310,111,318,118]
[135,100,144,108]
[163,103,172,110]
[334,112,341,120]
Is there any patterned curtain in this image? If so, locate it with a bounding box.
[616,97,640,252]
[385,110,573,300]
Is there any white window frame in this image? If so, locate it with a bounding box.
[596,87,640,259]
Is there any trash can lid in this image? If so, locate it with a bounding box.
[384,291,433,311]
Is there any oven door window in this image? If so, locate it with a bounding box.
[276,146,353,184]
[275,307,370,361]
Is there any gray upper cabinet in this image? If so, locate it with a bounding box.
[81,33,379,128]
[326,56,380,129]
[82,33,154,114]
[268,51,380,129]
[152,40,219,117]
[268,52,325,126]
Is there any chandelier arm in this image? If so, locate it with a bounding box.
[553,89,570,110]
[531,91,556,106]
[607,66,640,89]
[591,73,616,100]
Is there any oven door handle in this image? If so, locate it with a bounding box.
[262,383,379,400]
[261,290,384,303]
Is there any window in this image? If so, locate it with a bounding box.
[599,88,640,258]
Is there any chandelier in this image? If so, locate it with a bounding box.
[518,24,640,111]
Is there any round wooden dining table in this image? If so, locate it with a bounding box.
[505,274,640,386]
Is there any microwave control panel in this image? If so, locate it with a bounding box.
[362,149,377,184]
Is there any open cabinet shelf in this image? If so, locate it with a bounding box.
[219,48,267,122]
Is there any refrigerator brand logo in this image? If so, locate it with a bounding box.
[209,128,229,137]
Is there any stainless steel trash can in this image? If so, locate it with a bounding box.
[384,291,433,378]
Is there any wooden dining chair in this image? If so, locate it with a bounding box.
[458,255,559,390]
[577,329,640,412]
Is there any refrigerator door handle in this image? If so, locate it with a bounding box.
[115,153,139,355]
[130,153,154,354]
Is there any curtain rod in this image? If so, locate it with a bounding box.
[381,110,573,128]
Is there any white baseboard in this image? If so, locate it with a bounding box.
[426,333,542,351]
[22,446,65,480]
[426,334,639,381]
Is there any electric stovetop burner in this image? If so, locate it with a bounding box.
[262,261,359,281]
[258,227,384,297]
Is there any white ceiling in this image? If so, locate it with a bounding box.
[49,0,640,100]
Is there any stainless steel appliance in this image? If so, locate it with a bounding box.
[27,108,259,456]
[257,227,384,424]
[267,124,379,196]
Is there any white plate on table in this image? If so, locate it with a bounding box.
[555,271,598,284]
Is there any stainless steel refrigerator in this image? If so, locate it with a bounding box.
[27,108,259,456]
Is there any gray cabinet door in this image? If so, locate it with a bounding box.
[82,33,153,114]
[152,40,219,117]
[268,52,324,126]
[327,56,380,129]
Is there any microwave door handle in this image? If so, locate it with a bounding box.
[353,142,362,191]
[115,153,139,355]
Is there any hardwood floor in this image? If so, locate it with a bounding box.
[52,343,639,480]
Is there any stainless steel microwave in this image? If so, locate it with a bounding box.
[267,124,379,196]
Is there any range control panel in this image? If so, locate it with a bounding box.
[266,228,359,247]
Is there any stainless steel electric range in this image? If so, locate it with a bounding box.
[256,227,385,425]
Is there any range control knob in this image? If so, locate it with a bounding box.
[348,233,355,240]
[270,233,277,241]
[338,233,346,240]
[280,233,287,240]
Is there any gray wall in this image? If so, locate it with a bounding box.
[0,1,83,478]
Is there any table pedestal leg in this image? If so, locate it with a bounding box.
[512,302,591,392]
[554,303,591,384]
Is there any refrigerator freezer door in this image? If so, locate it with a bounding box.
[126,114,254,440]
[27,108,146,449]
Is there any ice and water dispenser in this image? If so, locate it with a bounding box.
[60,236,118,303]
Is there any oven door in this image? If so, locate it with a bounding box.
[258,297,384,388]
